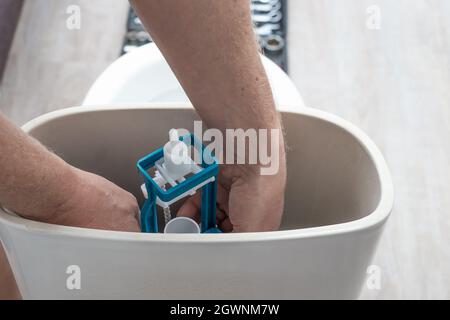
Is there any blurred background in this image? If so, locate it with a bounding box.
[0,0,449,299]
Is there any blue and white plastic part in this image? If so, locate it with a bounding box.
[137,130,221,234]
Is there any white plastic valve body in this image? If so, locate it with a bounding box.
[140,129,208,230]
[163,129,193,180]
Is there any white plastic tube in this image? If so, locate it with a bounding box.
[164,217,200,234]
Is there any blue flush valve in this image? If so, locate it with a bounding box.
[137,130,221,234]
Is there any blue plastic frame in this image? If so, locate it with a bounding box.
[137,133,221,233]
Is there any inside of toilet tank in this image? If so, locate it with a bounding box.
[26,108,381,231]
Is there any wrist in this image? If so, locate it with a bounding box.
[220,125,286,185]
[28,161,79,223]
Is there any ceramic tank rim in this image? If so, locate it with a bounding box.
[0,103,394,243]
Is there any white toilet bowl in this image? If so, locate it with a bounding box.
[82,43,306,109]
[0,104,393,299]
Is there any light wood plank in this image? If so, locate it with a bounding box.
[288,0,450,299]
[0,0,129,125]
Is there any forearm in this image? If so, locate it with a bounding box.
[130,0,282,132]
[0,113,75,221]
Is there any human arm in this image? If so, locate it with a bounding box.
[0,112,140,231]
[130,0,286,231]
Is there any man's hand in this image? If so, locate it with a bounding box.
[178,163,286,232]
[0,113,140,232]
[132,0,287,232]
[44,167,140,232]
[0,113,140,299]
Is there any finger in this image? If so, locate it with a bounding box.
[119,215,141,232]
[132,204,141,224]
[125,193,141,223]
[127,219,141,232]
[219,217,233,233]
[135,209,141,222]
[216,207,227,222]
[134,209,141,230]
[216,183,229,213]
[177,191,202,223]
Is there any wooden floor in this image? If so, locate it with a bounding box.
[288,0,450,299]
[1,0,449,299]
[0,0,129,124]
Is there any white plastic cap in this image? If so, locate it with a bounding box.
[163,129,192,179]
[169,129,179,142]
[164,217,200,234]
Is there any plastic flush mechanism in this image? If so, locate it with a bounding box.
[163,129,192,179]
[137,129,221,234]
